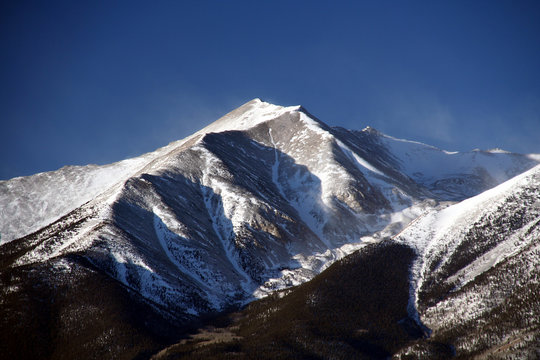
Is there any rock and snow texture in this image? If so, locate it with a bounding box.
[395,164,540,357]
[1,98,539,320]
[397,164,540,300]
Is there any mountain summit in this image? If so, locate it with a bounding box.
[1,100,539,359]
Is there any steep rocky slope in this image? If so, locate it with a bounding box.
[395,164,540,359]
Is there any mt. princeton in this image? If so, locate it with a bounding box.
[1,99,539,359]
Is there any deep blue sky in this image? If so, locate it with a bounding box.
[2,1,540,180]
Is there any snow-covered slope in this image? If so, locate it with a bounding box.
[1,99,539,321]
[0,161,137,244]
[395,164,540,358]
[0,134,190,245]
[334,126,539,201]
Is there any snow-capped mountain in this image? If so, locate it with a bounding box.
[1,99,539,358]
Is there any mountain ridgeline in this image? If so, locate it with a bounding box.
[1,99,539,359]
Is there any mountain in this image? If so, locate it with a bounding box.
[1,99,539,359]
[151,165,540,360]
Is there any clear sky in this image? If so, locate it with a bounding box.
[1,0,540,180]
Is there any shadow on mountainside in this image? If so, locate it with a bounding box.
[104,129,419,318]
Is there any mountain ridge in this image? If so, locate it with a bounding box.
[1,99,539,358]
[3,99,537,244]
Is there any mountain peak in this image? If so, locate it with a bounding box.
[195,99,303,136]
[362,126,383,136]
